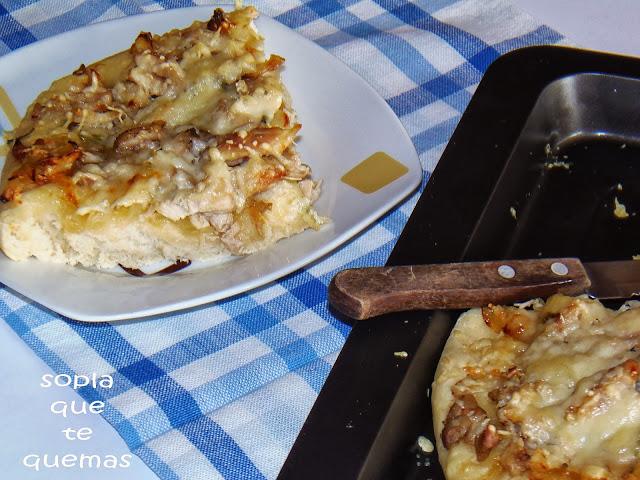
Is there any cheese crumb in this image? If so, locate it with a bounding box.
[394,351,408,359]
[510,206,517,220]
[417,436,434,454]
[514,298,544,310]
[544,161,571,170]
[614,197,630,219]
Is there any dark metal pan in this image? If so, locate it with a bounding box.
[278,45,640,480]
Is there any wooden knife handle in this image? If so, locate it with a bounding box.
[329,258,591,320]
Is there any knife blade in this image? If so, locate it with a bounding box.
[582,260,640,299]
[328,258,640,320]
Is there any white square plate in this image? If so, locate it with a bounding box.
[0,7,421,321]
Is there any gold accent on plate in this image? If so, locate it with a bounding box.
[0,86,20,128]
[341,151,408,194]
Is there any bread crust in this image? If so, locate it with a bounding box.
[432,309,513,479]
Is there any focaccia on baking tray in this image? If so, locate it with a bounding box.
[433,295,640,480]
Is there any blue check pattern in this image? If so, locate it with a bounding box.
[0,1,562,478]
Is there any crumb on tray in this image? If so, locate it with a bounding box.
[544,161,571,170]
[614,197,630,220]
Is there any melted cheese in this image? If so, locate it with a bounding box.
[437,296,640,480]
[0,5,326,268]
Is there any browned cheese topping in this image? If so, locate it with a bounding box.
[0,6,325,268]
[438,295,640,480]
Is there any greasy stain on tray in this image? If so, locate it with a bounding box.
[0,86,20,128]
[341,152,408,194]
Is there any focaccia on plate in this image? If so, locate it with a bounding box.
[433,295,640,480]
[0,5,325,270]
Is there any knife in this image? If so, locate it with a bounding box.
[328,258,640,320]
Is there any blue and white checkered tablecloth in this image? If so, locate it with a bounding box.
[0,1,562,478]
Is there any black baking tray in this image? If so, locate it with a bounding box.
[277,46,640,480]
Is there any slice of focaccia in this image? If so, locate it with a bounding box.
[432,295,640,480]
[0,5,325,270]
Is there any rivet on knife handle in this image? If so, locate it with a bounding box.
[328,258,591,320]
